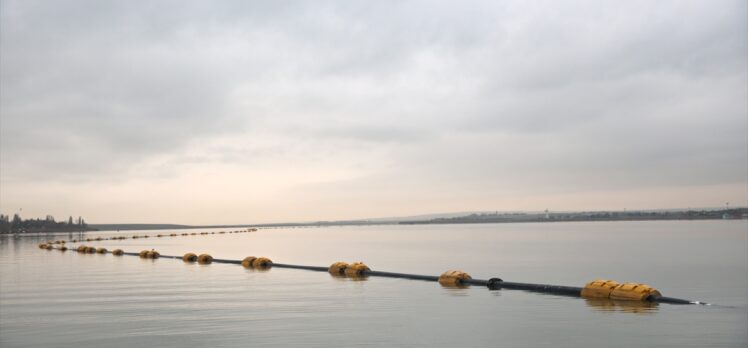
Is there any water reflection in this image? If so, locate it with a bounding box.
[328,274,369,282]
[329,273,348,281]
[1,221,746,347]
[441,287,471,297]
[242,267,271,274]
[347,275,370,282]
[584,298,659,314]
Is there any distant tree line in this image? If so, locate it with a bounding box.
[0,214,92,234]
[401,208,748,225]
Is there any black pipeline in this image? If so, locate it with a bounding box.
[62,246,702,305]
[283,266,696,304]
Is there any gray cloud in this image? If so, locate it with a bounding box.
[1,0,746,221]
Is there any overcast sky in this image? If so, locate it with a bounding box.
[1,0,746,224]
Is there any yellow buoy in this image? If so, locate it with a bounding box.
[139,250,149,258]
[60,246,68,251]
[438,270,472,287]
[197,254,213,264]
[241,256,257,268]
[38,243,47,249]
[328,262,349,275]
[132,235,139,239]
[170,233,177,237]
[183,253,198,262]
[112,249,123,256]
[96,247,107,254]
[344,262,370,277]
[86,246,97,253]
[146,250,160,259]
[610,283,662,301]
[45,244,54,250]
[581,279,621,299]
[252,257,272,269]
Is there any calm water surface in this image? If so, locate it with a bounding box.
[1,221,746,347]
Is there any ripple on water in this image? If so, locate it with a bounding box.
[1,222,746,347]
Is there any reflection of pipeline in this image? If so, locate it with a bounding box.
[72,249,701,305]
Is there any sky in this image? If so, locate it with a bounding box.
[1,0,746,224]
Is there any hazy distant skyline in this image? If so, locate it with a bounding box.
[1,0,746,224]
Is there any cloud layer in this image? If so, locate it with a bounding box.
[1,0,746,223]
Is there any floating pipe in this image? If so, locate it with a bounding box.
[61,248,702,305]
[44,229,257,245]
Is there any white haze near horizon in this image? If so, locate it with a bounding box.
[1,0,746,224]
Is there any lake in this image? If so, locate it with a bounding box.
[1,221,746,347]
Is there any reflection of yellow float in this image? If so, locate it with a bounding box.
[585,298,658,314]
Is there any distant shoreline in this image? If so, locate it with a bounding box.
[2,208,745,234]
[399,215,745,225]
[399,208,748,225]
